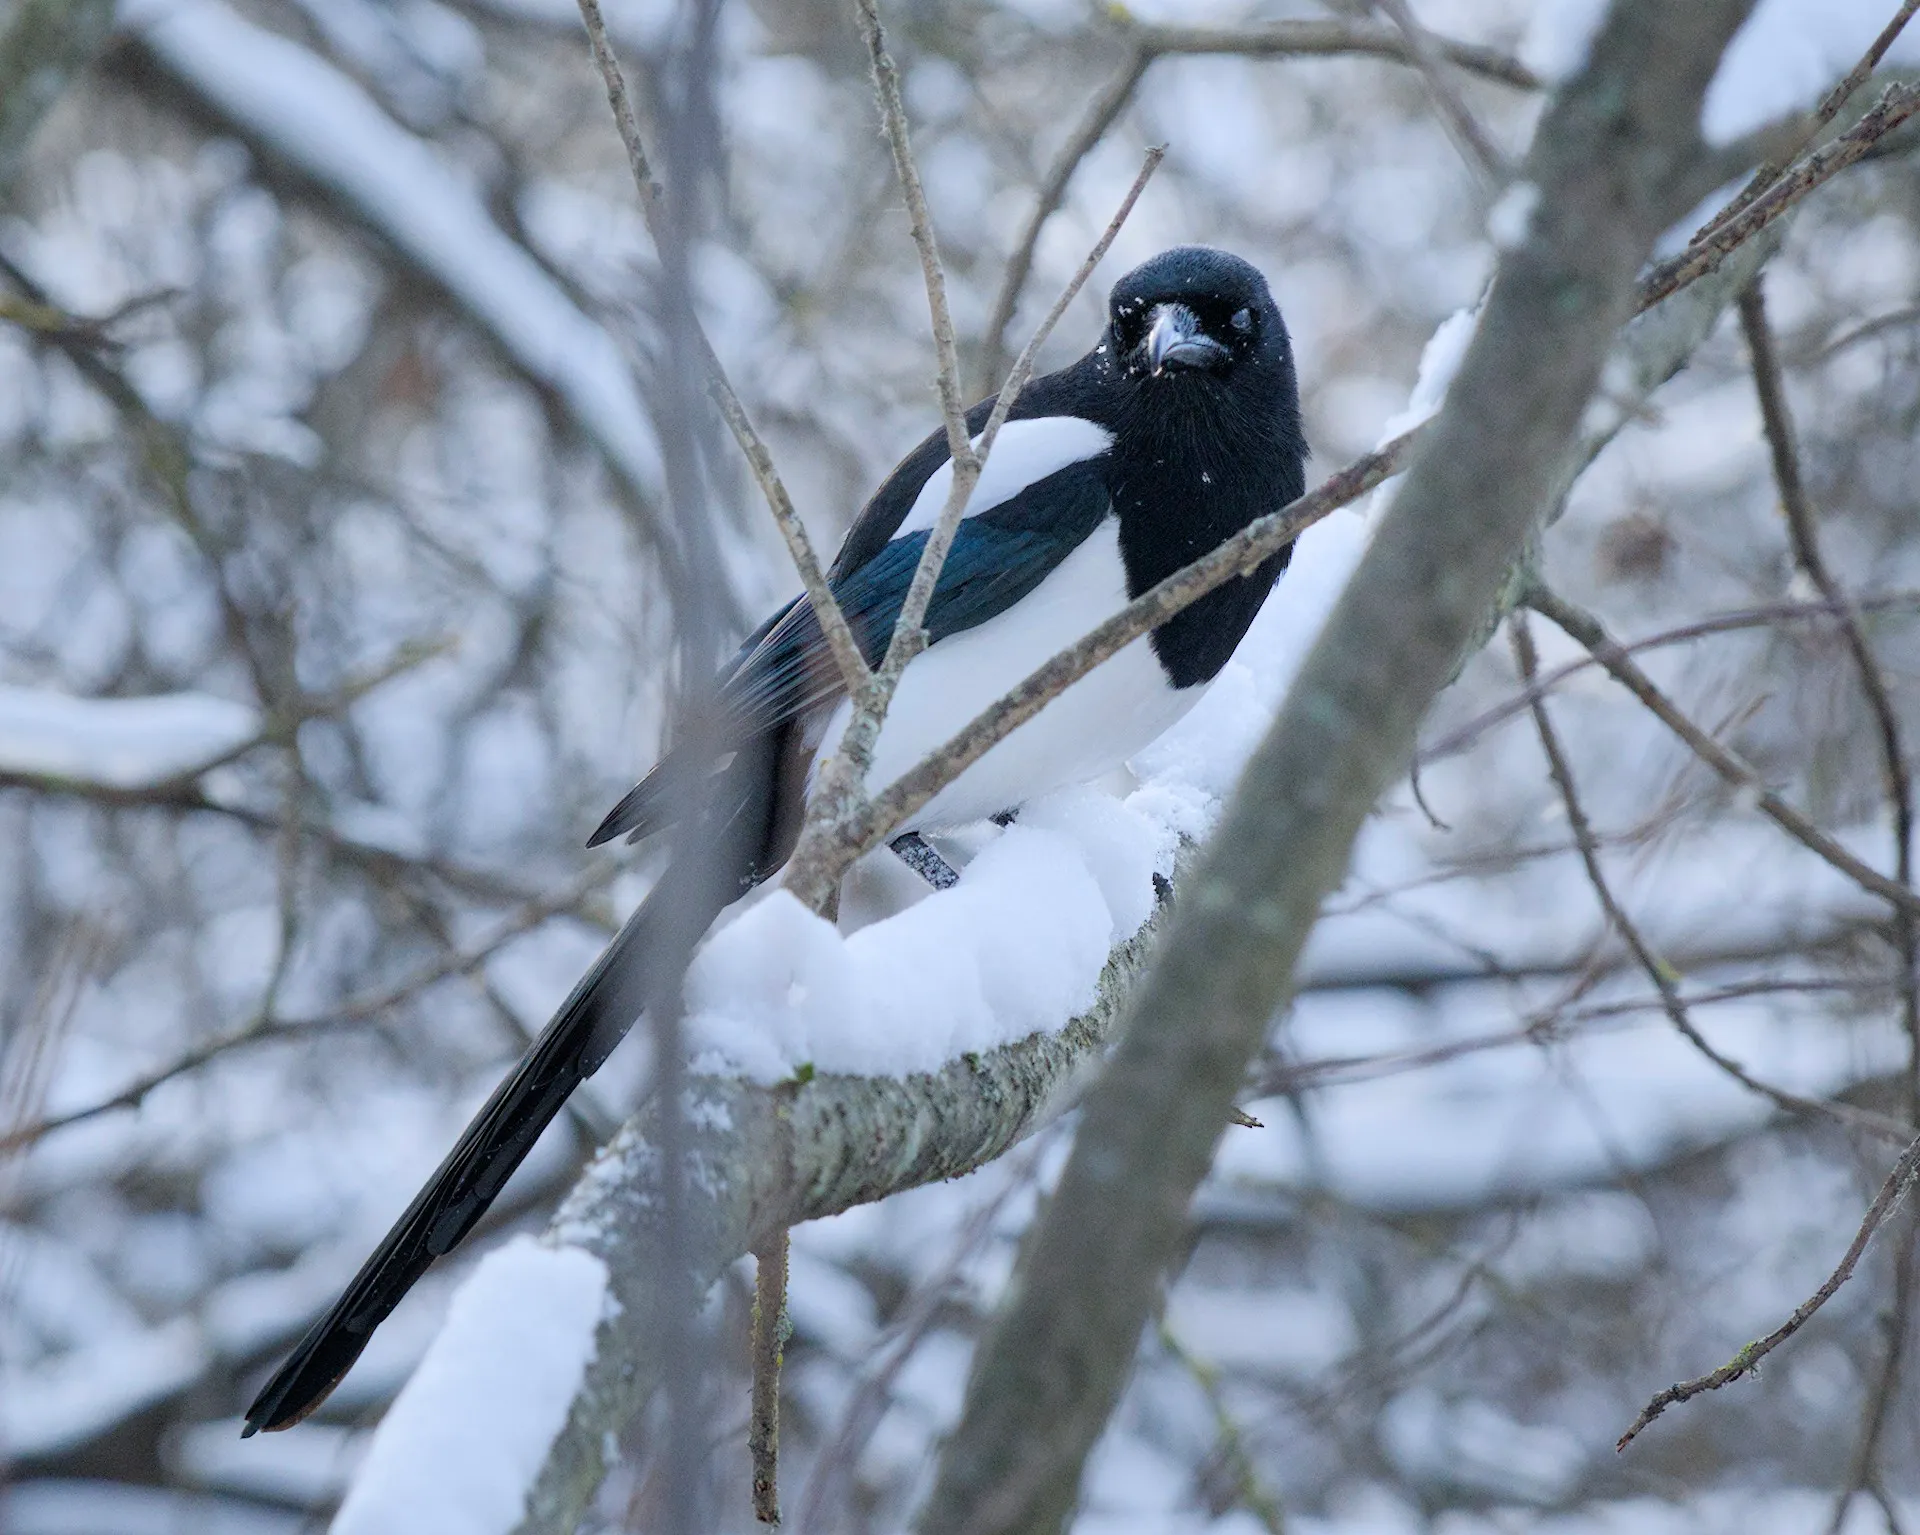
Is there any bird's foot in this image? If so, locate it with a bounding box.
[891,831,960,890]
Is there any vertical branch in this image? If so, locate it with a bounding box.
[749,1230,791,1525]
[1739,274,1920,1535]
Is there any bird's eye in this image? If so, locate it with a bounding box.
[1230,307,1254,334]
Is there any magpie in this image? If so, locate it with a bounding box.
[243,245,1306,1435]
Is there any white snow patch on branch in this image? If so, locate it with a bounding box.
[0,685,258,785]
[331,1238,611,1535]
[685,802,1163,1082]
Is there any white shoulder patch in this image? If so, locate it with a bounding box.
[895,416,1113,538]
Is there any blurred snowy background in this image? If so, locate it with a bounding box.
[3,0,1920,1529]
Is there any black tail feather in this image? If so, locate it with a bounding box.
[244,734,784,1436]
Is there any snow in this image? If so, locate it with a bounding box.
[685,804,1156,1082]
[1524,0,1920,145]
[122,0,687,581]
[331,1237,611,1535]
[0,684,258,786]
[0,1316,209,1459]
[1706,0,1920,143]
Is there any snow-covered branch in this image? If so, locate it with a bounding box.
[333,850,1181,1535]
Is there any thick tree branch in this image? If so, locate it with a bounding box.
[916,6,1760,1529]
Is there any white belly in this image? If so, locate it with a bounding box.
[815,519,1203,830]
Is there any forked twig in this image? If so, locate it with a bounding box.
[1618,1131,1920,1449]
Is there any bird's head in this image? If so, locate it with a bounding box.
[1105,246,1287,385]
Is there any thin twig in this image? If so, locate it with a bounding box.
[1527,582,1920,921]
[1154,1321,1287,1533]
[1824,1202,1917,1535]
[975,50,1150,394]
[854,0,1009,702]
[0,863,621,1153]
[1696,0,1920,241]
[1129,18,1540,88]
[976,18,1540,389]
[1510,615,1898,1141]
[749,1229,791,1524]
[795,1139,1049,1535]
[1370,0,1507,188]
[574,0,869,694]
[1423,591,1920,765]
[1739,277,1920,1122]
[1640,81,1920,311]
[1617,1130,1920,1449]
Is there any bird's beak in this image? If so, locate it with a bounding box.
[1145,302,1229,374]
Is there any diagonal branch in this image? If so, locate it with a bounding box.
[1509,614,1908,1145]
[1696,0,1920,240]
[574,0,869,695]
[1527,581,1920,922]
[916,5,1763,1529]
[1618,1130,1920,1450]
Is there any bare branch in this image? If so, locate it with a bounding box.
[1370,0,1508,188]
[1617,1130,1920,1449]
[573,0,869,695]
[1640,80,1920,310]
[1697,0,1920,240]
[1424,591,1920,764]
[0,864,621,1155]
[1509,614,1906,1145]
[1739,276,1920,1119]
[748,1230,790,1524]
[1527,582,1920,922]
[976,50,1150,394]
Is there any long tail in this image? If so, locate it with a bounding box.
[243,739,783,1435]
